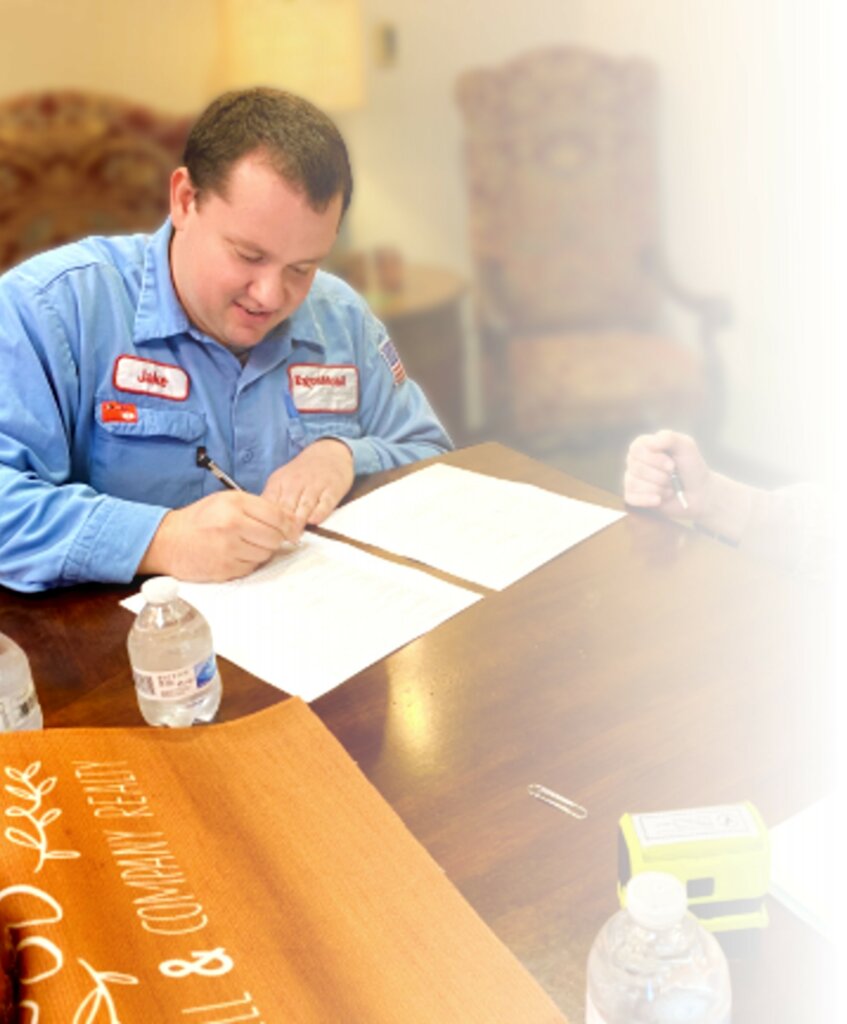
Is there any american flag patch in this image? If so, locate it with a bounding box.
[378,337,407,386]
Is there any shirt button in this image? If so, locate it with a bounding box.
[241,449,254,463]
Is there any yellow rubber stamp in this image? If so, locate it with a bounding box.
[618,802,770,932]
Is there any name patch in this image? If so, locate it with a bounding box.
[288,364,359,413]
[113,355,190,401]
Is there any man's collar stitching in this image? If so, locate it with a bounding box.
[133,221,190,344]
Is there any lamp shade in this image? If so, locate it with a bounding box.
[219,0,365,111]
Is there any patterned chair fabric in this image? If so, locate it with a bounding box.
[0,91,191,272]
[456,47,728,446]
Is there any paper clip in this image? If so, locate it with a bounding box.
[528,784,588,820]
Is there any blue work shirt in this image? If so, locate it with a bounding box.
[0,221,451,592]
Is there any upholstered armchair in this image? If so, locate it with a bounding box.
[456,48,730,453]
[0,91,191,272]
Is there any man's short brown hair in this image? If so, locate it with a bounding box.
[183,88,353,216]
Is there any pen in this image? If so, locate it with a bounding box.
[195,446,302,548]
[196,446,242,492]
[670,471,689,511]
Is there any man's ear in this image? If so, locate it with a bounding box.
[169,167,197,228]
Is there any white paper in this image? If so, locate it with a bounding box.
[122,533,480,701]
[322,463,625,590]
[769,795,840,941]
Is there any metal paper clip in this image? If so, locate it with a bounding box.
[528,784,588,820]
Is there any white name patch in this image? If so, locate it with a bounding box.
[113,355,190,401]
[288,364,359,413]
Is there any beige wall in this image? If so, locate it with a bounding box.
[0,0,220,111]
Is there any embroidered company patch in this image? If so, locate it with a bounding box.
[113,355,190,401]
[378,337,407,386]
[288,365,359,413]
[100,400,139,423]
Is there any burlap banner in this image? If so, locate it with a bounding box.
[0,698,566,1022]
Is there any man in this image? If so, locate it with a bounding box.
[624,430,827,577]
[0,89,451,592]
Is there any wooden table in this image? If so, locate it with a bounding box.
[0,443,835,1021]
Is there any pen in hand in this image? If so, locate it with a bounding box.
[196,446,304,548]
[196,446,242,491]
[670,470,689,511]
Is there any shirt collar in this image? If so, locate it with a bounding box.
[132,219,327,358]
[133,219,192,344]
[286,289,328,355]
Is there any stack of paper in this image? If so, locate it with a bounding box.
[123,532,479,701]
[323,463,624,590]
[123,464,625,701]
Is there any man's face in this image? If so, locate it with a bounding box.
[169,152,343,349]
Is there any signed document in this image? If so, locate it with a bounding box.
[123,532,479,702]
[0,700,567,1022]
[322,463,625,590]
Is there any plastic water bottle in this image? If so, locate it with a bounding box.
[127,577,222,727]
[0,630,43,731]
[586,872,731,1023]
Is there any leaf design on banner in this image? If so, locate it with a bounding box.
[74,959,139,1024]
[3,762,81,872]
[18,1001,40,1023]
[4,827,41,850]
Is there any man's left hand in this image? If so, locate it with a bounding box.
[262,438,355,528]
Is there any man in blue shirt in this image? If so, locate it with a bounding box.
[0,89,451,592]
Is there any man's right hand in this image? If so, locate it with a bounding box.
[137,491,303,582]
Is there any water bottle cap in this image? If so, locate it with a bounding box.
[140,576,180,605]
[626,872,688,930]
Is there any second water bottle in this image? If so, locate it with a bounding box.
[586,871,731,1023]
[127,576,222,727]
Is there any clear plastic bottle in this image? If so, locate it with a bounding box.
[0,630,43,731]
[127,577,222,727]
[586,872,731,1024]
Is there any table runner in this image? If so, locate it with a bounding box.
[0,699,567,1021]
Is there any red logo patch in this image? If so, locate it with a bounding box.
[101,400,138,424]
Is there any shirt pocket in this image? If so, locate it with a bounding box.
[90,400,207,508]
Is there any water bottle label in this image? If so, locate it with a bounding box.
[0,687,39,730]
[133,653,217,701]
[194,653,217,687]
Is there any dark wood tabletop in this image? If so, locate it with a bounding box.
[0,443,835,1021]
